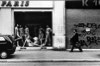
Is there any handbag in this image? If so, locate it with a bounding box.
[75,42,81,48]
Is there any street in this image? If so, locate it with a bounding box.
[0,49,100,66]
[6,49,100,60]
[0,62,100,66]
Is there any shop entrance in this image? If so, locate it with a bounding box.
[14,11,52,47]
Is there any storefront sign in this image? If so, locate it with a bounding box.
[0,1,53,8]
[0,1,29,7]
[82,0,99,6]
[66,0,100,9]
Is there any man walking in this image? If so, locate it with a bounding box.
[70,29,83,52]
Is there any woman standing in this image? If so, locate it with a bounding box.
[40,25,52,49]
[45,25,52,46]
[24,25,30,47]
[38,26,44,45]
[14,24,20,47]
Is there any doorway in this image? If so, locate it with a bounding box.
[14,11,52,47]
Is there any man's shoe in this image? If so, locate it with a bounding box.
[69,51,73,52]
[79,51,83,52]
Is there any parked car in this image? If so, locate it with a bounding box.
[0,35,16,59]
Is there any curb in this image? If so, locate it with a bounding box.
[1,59,100,62]
[16,47,100,51]
[16,47,53,51]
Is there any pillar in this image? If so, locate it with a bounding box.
[0,8,13,35]
[53,0,66,49]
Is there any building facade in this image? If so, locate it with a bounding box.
[0,0,100,49]
[0,0,66,49]
[66,0,100,49]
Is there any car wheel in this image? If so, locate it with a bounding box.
[0,51,8,59]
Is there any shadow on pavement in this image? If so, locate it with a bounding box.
[7,54,19,59]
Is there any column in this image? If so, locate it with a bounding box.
[0,8,13,35]
[53,0,66,49]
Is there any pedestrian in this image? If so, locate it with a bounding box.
[14,24,21,47]
[70,29,83,52]
[24,25,30,47]
[40,25,52,49]
[19,25,25,47]
[38,26,44,45]
[25,25,30,38]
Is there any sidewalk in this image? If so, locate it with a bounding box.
[1,47,100,62]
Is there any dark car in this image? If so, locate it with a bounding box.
[0,35,16,59]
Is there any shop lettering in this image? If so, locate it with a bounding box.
[1,1,29,7]
[82,0,100,6]
[65,0,100,9]
[82,0,88,6]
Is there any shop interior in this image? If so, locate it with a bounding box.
[14,11,52,47]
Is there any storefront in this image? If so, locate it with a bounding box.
[66,0,100,49]
[1,0,100,49]
[0,0,66,49]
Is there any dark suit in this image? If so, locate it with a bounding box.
[70,33,83,52]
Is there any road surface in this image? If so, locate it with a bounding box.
[0,62,100,66]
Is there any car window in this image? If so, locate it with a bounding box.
[4,36,12,43]
[7,35,14,42]
[0,37,5,41]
